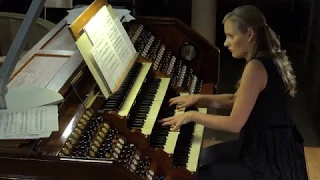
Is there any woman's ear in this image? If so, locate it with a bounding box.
[247,28,255,42]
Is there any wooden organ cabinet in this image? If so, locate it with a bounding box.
[0,0,220,179]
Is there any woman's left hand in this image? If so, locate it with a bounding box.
[159,111,193,131]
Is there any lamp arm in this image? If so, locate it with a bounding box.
[0,0,46,109]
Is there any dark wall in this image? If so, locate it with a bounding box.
[0,0,192,25]
[0,0,32,14]
[0,0,310,38]
[304,0,320,114]
[215,1,301,51]
[135,0,191,25]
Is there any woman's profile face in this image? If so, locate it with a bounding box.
[223,19,250,59]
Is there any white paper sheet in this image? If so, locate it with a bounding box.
[0,105,59,139]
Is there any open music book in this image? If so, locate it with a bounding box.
[75,5,136,98]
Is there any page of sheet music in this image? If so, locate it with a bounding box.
[83,5,136,92]
[0,105,59,136]
[91,42,117,90]
[84,12,117,90]
[113,16,136,55]
[102,6,133,65]
[107,5,136,56]
[0,132,52,139]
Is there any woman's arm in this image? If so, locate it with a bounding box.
[161,60,267,132]
[190,60,267,132]
[195,92,237,109]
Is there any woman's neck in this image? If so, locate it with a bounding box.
[245,51,253,61]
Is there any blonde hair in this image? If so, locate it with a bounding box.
[223,5,297,97]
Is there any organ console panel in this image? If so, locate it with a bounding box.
[0,0,220,179]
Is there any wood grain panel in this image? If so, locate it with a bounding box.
[130,16,220,85]
[69,0,109,40]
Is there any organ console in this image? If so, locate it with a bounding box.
[0,0,220,179]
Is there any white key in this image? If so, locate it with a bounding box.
[141,78,170,135]
[118,62,152,116]
[162,104,186,154]
[179,92,190,96]
[163,131,180,154]
[154,78,170,100]
[186,108,207,172]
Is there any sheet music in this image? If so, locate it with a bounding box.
[84,12,117,90]
[91,42,117,90]
[108,5,136,56]
[0,105,59,139]
[105,20,130,65]
[103,6,133,65]
[83,5,135,92]
[114,16,136,55]
[0,132,52,139]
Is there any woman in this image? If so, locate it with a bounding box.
[159,5,308,180]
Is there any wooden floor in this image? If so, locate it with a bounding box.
[202,138,320,179]
[304,147,320,180]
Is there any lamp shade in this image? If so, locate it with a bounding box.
[45,0,73,8]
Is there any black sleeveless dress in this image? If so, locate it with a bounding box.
[197,55,309,180]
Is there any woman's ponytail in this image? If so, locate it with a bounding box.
[266,26,297,97]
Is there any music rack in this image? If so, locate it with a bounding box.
[69,0,138,96]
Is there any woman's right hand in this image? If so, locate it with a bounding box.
[168,95,198,110]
